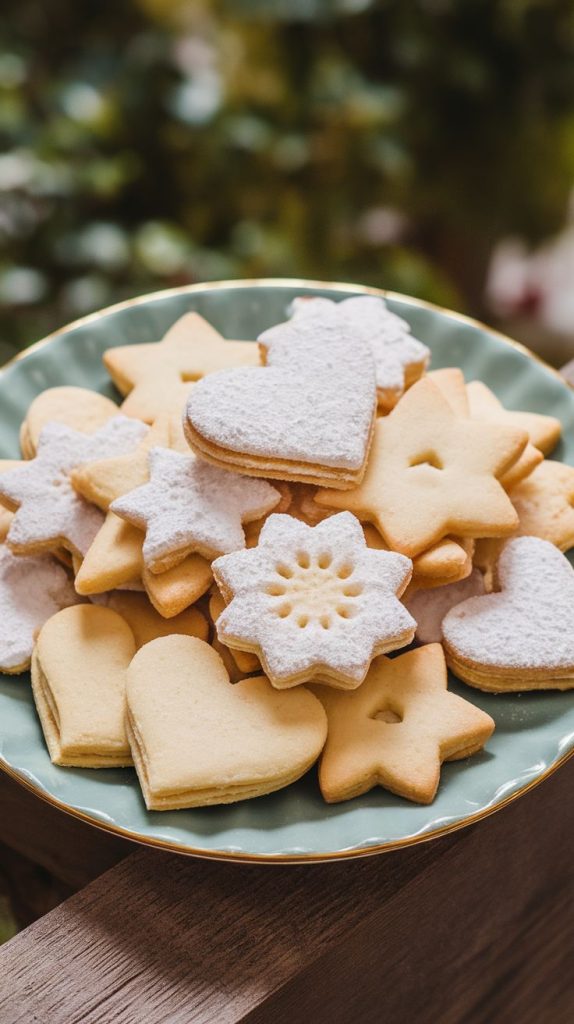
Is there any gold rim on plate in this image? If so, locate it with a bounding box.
[0,277,572,865]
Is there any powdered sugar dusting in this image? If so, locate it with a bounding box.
[213,511,414,687]
[405,569,485,644]
[442,536,574,669]
[186,302,377,470]
[111,446,281,570]
[0,546,79,670]
[289,295,429,396]
[0,416,147,557]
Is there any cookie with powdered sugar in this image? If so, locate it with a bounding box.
[111,447,282,573]
[290,295,429,411]
[184,301,377,488]
[212,511,415,691]
[443,536,574,691]
[0,417,147,559]
[0,545,80,674]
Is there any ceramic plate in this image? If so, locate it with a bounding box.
[0,280,573,863]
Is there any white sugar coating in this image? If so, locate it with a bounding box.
[213,511,414,686]
[289,295,430,394]
[111,446,281,569]
[0,416,147,557]
[186,303,377,470]
[405,569,485,644]
[0,546,79,670]
[442,536,574,669]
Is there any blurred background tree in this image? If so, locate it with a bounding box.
[2,0,574,365]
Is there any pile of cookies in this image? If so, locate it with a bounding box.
[1,294,572,812]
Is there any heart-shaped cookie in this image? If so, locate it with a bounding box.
[32,604,136,766]
[442,536,574,691]
[126,636,328,809]
[184,302,377,488]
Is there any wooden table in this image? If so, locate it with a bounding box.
[0,756,572,1023]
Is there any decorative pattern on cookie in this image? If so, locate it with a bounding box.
[315,378,527,557]
[0,417,147,559]
[0,545,79,674]
[212,511,414,690]
[290,295,429,411]
[111,447,282,572]
[184,301,377,488]
[467,380,560,489]
[315,644,494,804]
[443,536,574,691]
[20,387,119,459]
[32,604,136,767]
[126,636,327,810]
[405,569,485,643]
[103,312,258,423]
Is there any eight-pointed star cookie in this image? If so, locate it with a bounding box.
[212,511,415,690]
[0,417,147,559]
[103,312,258,423]
[290,295,429,411]
[443,536,574,691]
[315,378,528,557]
[111,447,282,573]
[314,644,494,804]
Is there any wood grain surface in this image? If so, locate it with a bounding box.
[0,757,572,1024]
[0,770,131,888]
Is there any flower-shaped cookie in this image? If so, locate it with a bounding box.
[111,447,281,573]
[443,536,574,691]
[0,417,147,558]
[212,511,415,690]
[290,295,429,410]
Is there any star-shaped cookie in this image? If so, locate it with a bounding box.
[315,378,528,557]
[72,419,214,610]
[290,295,429,411]
[212,511,415,690]
[467,380,560,488]
[20,386,119,459]
[315,644,494,803]
[111,447,282,572]
[103,312,258,423]
[0,417,147,558]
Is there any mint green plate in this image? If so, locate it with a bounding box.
[1,280,573,863]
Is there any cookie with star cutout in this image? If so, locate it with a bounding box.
[315,643,494,804]
[315,377,528,557]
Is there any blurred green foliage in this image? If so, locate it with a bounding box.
[2,0,574,359]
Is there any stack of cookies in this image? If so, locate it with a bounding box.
[1,295,572,812]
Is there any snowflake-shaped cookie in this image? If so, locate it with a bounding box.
[0,417,147,558]
[290,295,430,410]
[111,447,282,573]
[212,511,415,690]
